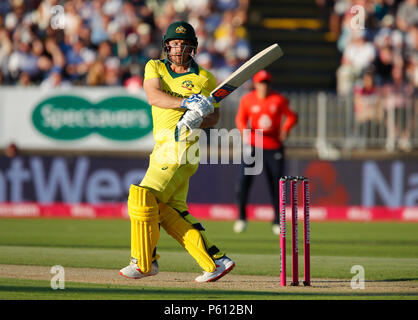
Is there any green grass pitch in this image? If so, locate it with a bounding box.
[0,218,417,300]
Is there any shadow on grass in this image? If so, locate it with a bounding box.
[313,278,418,283]
[1,285,417,299]
[314,240,418,246]
[375,278,418,282]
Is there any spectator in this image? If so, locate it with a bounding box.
[4,142,19,158]
[64,38,89,83]
[337,29,376,95]
[374,14,395,50]
[0,0,251,87]
[18,71,32,86]
[195,51,213,71]
[215,49,240,82]
[104,57,121,86]
[335,0,356,52]
[40,66,71,89]
[383,66,415,151]
[374,45,394,85]
[137,23,156,58]
[4,0,25,33]
[113,1,138,29]
[182,0,211,16]
[405,56,418,88]
[213,10,248,55]
[120,32,147,81]
[36,0,60,32]
[8,36,40,82]
[0,29,13,82]
[353,71,383,147]
[90,5,111,45]
[204,3,223,34]
[86,60,106,86]
[216,0,248,11]
[396,0,418,31]
[124,74,143,93]
[44,37,66,69]
[406,22,418,49]
[0,1,12,17]
[405,25,418,86]
[31,38,53,82]
[334,0,416,91]
[96,40,113,63]
[63,1,83,37]
[371,0,392,23]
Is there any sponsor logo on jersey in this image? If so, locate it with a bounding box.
[181,80,194,91]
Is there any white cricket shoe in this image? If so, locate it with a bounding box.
[119,260,159,279]
[233,219,247,233]
[272,224,281,236]
[195,255,235,283]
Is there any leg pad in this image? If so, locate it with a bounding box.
[128,185,160,274]
[159,203,216,273]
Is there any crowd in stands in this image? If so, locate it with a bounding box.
[330,0,417,95]
[318,0,417,151]
[0,0,251,90]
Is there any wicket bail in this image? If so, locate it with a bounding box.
[279,176,311,287]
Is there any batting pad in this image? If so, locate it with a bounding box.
[181,212,225,260]
[128,185,160,274]
[159,203,216,273]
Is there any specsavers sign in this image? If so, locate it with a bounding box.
[32,95,152,140]
[0,87,155,151]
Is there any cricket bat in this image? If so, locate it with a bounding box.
[209,43,283,103]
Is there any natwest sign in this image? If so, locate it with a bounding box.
[362,161,418,207]
[0,157,417,220]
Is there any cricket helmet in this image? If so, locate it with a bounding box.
[163,21,198,48]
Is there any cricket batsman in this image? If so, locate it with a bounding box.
[119,21,235,282]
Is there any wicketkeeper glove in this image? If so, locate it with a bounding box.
[180,94,214,118]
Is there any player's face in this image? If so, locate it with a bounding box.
[254,81,270,97]
[167,39,194,66]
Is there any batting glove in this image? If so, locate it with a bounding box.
[180,94,214,118]
[177,110,203,131]
[175,110,204,141]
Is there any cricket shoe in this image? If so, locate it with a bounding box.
[233,219,247,233]
[195,255,235,283]
[119,260,159,279]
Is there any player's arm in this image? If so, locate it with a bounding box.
[143,77,183,109]
[235,97,249,132]
[200,107,220,128]
[280,98,298,140]
[144,77,214,116]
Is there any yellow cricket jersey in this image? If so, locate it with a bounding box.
[140,58,219,208]
[144,58,219,143]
